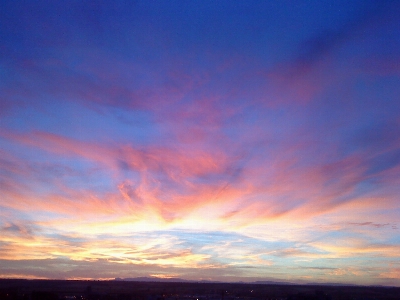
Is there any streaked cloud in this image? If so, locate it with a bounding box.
[1,0,399,286]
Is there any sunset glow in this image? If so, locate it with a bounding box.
[1,0,400,286]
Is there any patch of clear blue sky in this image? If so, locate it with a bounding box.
[1,100,160,145]
[95,230,295,254]
[0,0,378,66]
[0,139,119,200]
[163,230,297,253]
[137,0,374,58]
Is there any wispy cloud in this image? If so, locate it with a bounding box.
[1,0,400,285]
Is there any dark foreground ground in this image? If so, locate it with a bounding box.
[0,279,399,300]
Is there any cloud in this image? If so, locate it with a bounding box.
[380,269,400,280]
[2,123,399,235]
[311,241,400,259]
[1,0,400,285]
[347,222,392,229]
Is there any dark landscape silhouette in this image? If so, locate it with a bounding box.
[1,279,399,300]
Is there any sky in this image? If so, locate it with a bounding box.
[0,0,400,286]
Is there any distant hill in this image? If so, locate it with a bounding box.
[114,277,292,285]
[114,277,227,283]
[115,277,192,283]
[253,280,294,285]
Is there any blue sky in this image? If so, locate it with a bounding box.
[1,0,400,285]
